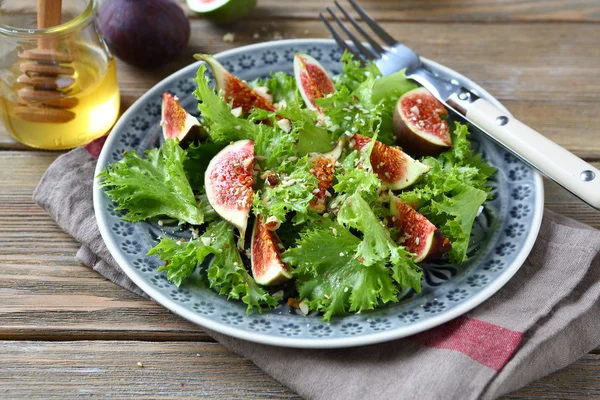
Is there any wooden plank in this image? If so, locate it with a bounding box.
[248,0,600,23]
[0,340,599,399]
[0,341,300,399]
[0,150,599,339]
[2,21,599,155]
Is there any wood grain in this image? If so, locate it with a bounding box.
[1,1,600,398]
[187,0,600,23]
[0,340,599,399]
[0,341,300,399]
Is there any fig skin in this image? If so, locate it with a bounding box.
[187,0,258,24]
[99,0,190,69]
[293,53,335,112]
[389,194,451,263]
[204,140,255,249]
[161,92,204,146]
[250,215,292,286]
[194,54,276,114]
[392,87,452,157]
[353,134,429,190]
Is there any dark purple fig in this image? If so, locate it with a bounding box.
[98,0,190,69]
[353,134,429,190]
[251,215,292,286]
[307,141,343,213]
[293,53,335,112]
[205,139,254,247]
[194,54,276,114]
[389,194,451,263]
[393,87,452,156]
[161,92,203,145]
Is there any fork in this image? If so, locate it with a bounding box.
[321,0,600,210]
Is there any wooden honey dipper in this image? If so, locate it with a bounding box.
[14,0,78,123]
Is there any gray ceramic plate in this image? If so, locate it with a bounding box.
[93,39,544,348]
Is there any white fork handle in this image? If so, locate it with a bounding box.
[449,94,600,210]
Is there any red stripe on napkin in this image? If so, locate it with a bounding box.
[84,135,108,158]
[411,316,523,371]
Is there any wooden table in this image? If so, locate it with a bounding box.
[1,0,599,397]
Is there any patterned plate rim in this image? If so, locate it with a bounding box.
[93,39,544,349]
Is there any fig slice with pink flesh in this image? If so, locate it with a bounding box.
[393,87,452,156]
[293,53,335,112]
[353,134,429,190]
[205,139,255,248]
[307,140,343,213]
[161,92,204,145]
[194,53,276,114]
[251,215,293,286]
[389,194,451,263]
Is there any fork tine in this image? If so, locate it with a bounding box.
[348,0,396,46]
[326,7,378,60]
[334,1,385,56]
[319,12,366,64]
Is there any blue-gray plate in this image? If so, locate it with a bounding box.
[93,39,543,348]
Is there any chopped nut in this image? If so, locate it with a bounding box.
[299,299,310,315]
[276,118,292,133]
[223,32,235,43]
[230,107,243,118]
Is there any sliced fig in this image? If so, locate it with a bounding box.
[251,215,292,286]
[186,0,257,24]
[308,141,343,213]
[393,87,452,156]
[353,134,429,190]
[205,139,254,247]
[161,92,203,145]
[194,54,276,114]
[389,194,451,263]
[293,53,335,112]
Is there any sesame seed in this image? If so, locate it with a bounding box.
[137,362,143,367]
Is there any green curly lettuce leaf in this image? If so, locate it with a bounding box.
[148,221,277,313]
[98,139,207,225]
[252,156,320,225]
[400,122,496,263]
[282,220,398,321]
[337,192,421,291]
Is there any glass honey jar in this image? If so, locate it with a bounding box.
[0,0,120,150]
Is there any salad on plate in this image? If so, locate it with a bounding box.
[98,51,495,321]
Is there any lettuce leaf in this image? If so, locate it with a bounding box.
[400,122,496,263]
[252,156,319,225]
[148,221,278,313]
[98,139,207,225]
[252,71,298,104]
[194,64,297,170]
[184,140,224,190]
[193,64,255,144]
[283,220,398,321]
[337,192,421,291]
